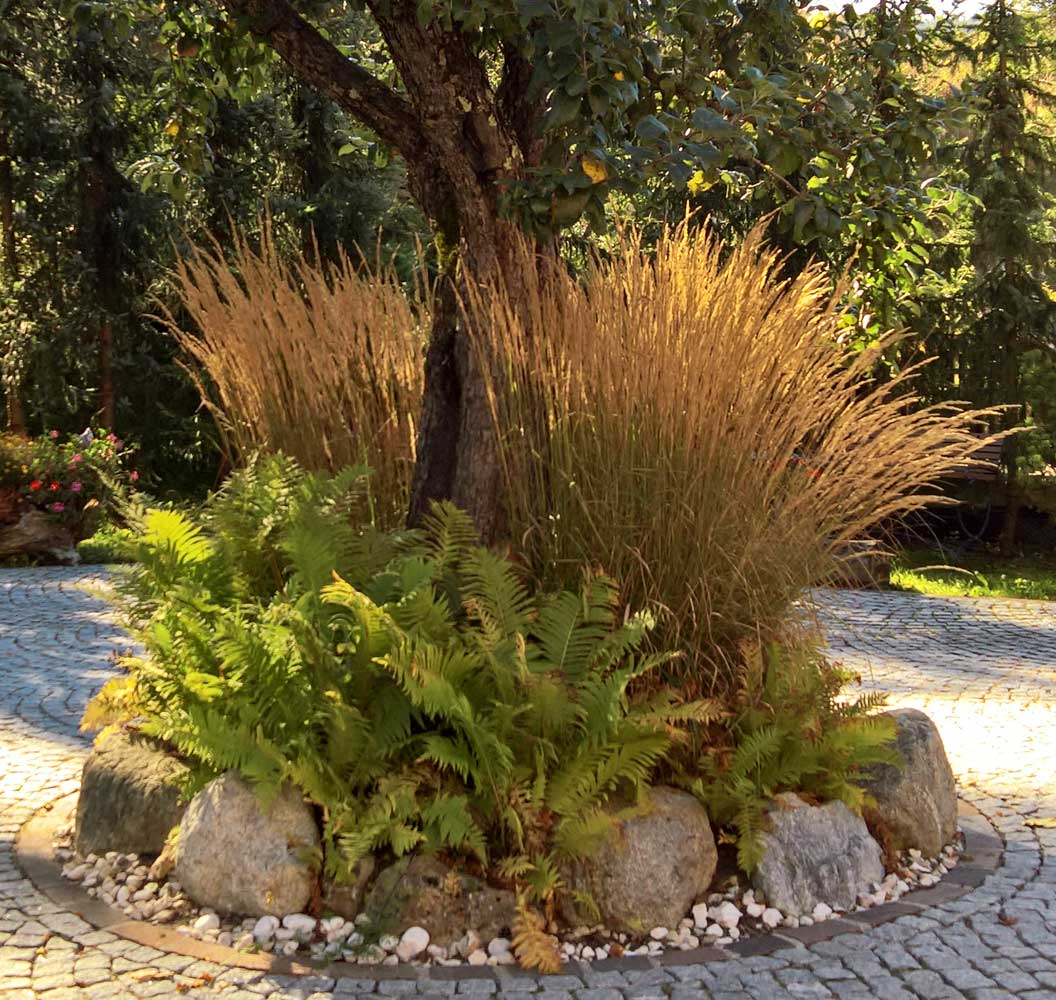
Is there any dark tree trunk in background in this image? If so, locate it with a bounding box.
[291,85,334,262]
[223,0,546,543]
[0,123,26,435]
[76,32,123,431]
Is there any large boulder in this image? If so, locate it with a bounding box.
[861,708,957,856]
[75,728,189,857]
[752,793,883,916]
[174,773,320,917]
[363,855,516,948]
[563,786,717,933]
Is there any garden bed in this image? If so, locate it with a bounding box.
[16,791,1002,980]
[50,822,965,968]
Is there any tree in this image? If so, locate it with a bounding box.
[919,1,1056,547]
[162,0,950,540]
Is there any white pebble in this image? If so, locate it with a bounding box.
[711,901,742,928]
[467,948,488,966]
[746,902,765,919]
[762,908,782,929]
[691,902,709,927]
[487,936,511,957]
[282,913,317,938]
[396,926,430,961]
[812,902,833,921]
[253,915,279,941]
[193,913,220,934]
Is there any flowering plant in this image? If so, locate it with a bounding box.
[0,429,136,537]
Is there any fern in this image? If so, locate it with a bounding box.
[89,454,708,951]
[692,641,900,873]
[511,897,562,974]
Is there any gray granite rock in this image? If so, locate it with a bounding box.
[861,708,957,856]
[75,728,189,857]
[174,772,320,916]
[752,792,883,916]
[563,786,717,932]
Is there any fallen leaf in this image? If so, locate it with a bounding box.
[1026,817,1056,829]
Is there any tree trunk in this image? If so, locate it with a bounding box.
[407,204,526,545]
[76,32,122,432]
[219,0,545,542]
[99,320,115,429]
[0,123,26,435]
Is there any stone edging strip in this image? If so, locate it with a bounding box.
[15,792,1005,985]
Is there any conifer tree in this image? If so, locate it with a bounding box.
[960,0,1056,547]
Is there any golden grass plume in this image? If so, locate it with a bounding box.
[161,225,427,528]
[468,219,1000,694]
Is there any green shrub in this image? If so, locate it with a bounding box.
[0,428,134,539]
[85,455,715,920]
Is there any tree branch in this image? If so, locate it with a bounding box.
[216,0,421,158]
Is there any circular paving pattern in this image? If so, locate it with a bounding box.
[0,567,1054,999]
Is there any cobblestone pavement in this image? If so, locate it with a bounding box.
[1,568,1054,1000]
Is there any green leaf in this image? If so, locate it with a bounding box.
[634,116,668,142]
[691,107,738,138]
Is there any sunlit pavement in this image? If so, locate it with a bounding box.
[1,569,1054,999]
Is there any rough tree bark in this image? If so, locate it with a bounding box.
[218,0,543,543]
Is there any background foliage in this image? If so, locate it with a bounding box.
[1,0,1055,529]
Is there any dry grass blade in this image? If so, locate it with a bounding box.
[467,219,1001,696]
[159,223,428,528]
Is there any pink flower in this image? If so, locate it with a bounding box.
[49,430,60,439]
[130,470,139,482]
[50,502,65,513]
[70,453,83,464]
[106,433,117,443]
[70,481,83,493]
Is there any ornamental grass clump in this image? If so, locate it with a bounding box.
[470,220,998,698]
[163,226,427,529]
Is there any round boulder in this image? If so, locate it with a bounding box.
[563,786,717,932]
[75,728,189,857]
[861,708,957,856]
[174,772,320,916]
[752,793,883,916]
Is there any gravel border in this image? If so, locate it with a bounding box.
[15,791,1005,987]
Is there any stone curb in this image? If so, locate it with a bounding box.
[14,792,1004,986]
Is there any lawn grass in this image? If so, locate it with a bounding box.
[891,546,1056,601]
